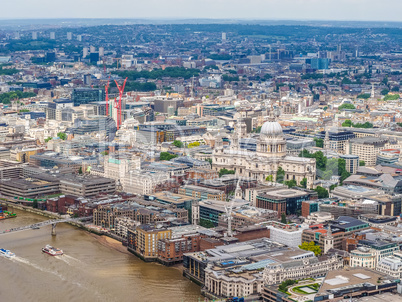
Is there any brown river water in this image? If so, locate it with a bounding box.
[0,209,203,302]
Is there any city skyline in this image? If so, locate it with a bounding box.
[2,0,402,22]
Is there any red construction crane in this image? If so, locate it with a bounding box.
[114,77,127,130]
[105,78,110,117]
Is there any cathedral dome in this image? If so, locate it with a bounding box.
[260,121,283,137]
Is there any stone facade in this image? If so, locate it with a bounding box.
[263,255,344,285]
[212,117,316,188]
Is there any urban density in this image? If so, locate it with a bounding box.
[1,11,402,302]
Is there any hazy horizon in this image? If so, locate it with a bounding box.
[2,0,402,22]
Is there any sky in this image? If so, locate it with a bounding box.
[2,0,402,22]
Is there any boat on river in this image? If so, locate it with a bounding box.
[42,245,63,256]
[0,248,15,258]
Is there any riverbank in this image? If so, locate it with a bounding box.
[88,232,131,255]
[0,207,203,302]
[1,199,203,296]
[0,200,61,220]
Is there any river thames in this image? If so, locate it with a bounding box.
[0,209,203,302]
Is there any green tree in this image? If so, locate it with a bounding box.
[160,152,178,161]
[299,241,322,256]
[357,93,371,99]
[172,140,184,148]
[314,138,324,148]
[342,119,352,127]
[281,213,287,224]
[219,168,235,177]
[338,103,355,110]
[199,218,215,228]
[0,91,36,104]
[278,279,298,293]
[265,175,274,182]
[352,121,373,128]
[300,177,308,189]
[205,158,212,166]
[285,179,297,188]
[384,94,400,101]
[314,186,329,199]
[44,137,52,143]
[112,67,200,81]
[381,88,389,95]
[100,151,109,156]
[57,132,67,140]
[276,167,285,183]
[299,150,327,170]
[32,199,38,209]
[78,167,83,174]
[252,126,262,133]
[359,160,365,166]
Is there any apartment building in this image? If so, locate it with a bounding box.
[127,224,172,261]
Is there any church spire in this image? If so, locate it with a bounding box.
[234,179,243,199]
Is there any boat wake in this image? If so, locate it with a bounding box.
[55,254,84,266]
[55,255,70,264]
[12,256,89,290]
[12,256,66,281]
[10,256,104,298]
[63,254,84,265]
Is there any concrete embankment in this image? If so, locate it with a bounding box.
[0,200,61,219]
[0,200,104,236]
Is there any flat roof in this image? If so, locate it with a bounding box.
[318,267,386,294]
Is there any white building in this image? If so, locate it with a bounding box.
[263,255,343,285]
[377,256,402,278]
[83,47,88,58]
[122,170,170,195]
[350,247,377,269]
[304,212,334,225]
[268,223,304,248]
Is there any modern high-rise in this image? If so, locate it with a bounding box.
[83,47,88,58]
[89,52,99,63]
[71,88,105,106]
[67,32,72,40]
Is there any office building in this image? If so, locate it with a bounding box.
[256,188,316,217]
[267,222,304,248]
[179,185,226,202]
[59,175,116,197]
[340,154,359,174]
[71,88,105,106]
[89,52,99,63]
